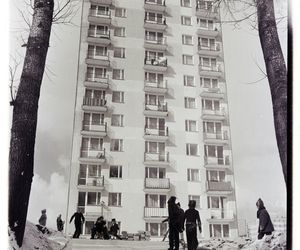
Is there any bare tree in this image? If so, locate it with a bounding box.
[9,0,54,246]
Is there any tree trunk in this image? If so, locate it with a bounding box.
[9,0,54,246]
[257,0,287,185]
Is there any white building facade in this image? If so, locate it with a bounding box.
[67,0,239,239]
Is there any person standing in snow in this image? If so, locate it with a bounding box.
[256,198,274,239]
[38,209,47,226]
[69,209,85,238]
[57,214,64,232]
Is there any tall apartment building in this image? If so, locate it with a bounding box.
[67,0,238,239]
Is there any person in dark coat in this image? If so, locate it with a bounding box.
[56,214,64,232]
[184,200,201,250]
[38,209,47,226]
[256,198,274,239]
[168,196,180,250]
[91,216,110,239]
[69,210,85,238]
[109,218,122,240]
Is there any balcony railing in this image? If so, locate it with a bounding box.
[144,57,167,67]
[206,181,232,191]
[145,126,168,137]
[198,43,220,51]
[83,97,107,107]
[196,3,218,13]
[145,35,167,45]
[199,64,221,72]
[204,155,230,166]
[86,74,109,83]
[203,131,229,140]
[202,87,221,93]
[82,121,107,132]
[80,147,106,159]
[88,30,110,39]
[144,152,169,162]
[145,102,168,112]
[208,209,234,220]
[144,207,168,217]
[145,80,167,89]
[145,178,170,189]
[145,0,166,6]
[144,17,166,25]
[89,9,111,18]
[202,109,225,116]
[87,53,109,61]
[78,175,105,187]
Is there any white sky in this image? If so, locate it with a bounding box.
[6,0,288,232]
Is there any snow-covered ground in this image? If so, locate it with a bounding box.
[8,222,286,250]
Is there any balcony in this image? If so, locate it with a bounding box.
[197,27,220,38]
[206,181,232,193]
[144,126,169,141]
[144,207,168,218]
[88,10,111,25]
[144,152,170,166]
[144,178,170,191]
[144,36,167,51]
[201,108,227,120]
[84,75,109,89]
[203,131,229,145]
[199,64,223,77]
[200,87,224,99]
[87,30,111,45]
[82,97,108,112]
[204,155,231,169]
[144,18,167,31]
[196,5,219,19]
[144,57,168,72]
[79,147,106,164]
[86,54,110,67]
[144,80,168,94]
[81,121,107,137]
[78,176,105,191]
[144,102,168,117]
[207,209,235,222]
[144,0,166,12]
[198,43,221,56]
[90,0,112,5]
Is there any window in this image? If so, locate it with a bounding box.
[114,47,125,58]
[207,170,225,182]
[186,143,199,156]
[88,24,109,37]
[145,194,166,208]
[145,72,164,84]
[87,45,107,58]
[145,12,164,24]
[112,91,124,103]
[181,16,192,26]
[202,99,220,110]
[182,35,193,45]
[184,97,196,108]
[115,7,126,17]
[111,114,124,126]
[145,141,165,153]
[181,0,191,7]
[207,196,226,209]
[200,77,218,88]
[146,223,167,237]
[81,137,103,150]
[108,193,122,206]
[198,37,216,49]
[203,121,222,134]
[112,69,125,80]
[145,117,165,130]
[187,169,200,182]
[110,139,123,151]
[109,165,122,178]
[183,55,194,65]
[188,195,200,208]
[184,75,195,86]
[145,94,165,106]
[200,57,217,67]
[204,145,223,157]
[198,18,214,30]
[83,112,105,126]
[90,5,109,16]
[86,67,107,80]
[185,120,198,132]
[114,27,126,37]
[145,167,166,178]
[145,31,164,43]
[87,192,101,205]
[209,224,229,238]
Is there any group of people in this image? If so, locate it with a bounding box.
[36,209,64,234]
[165,197,201,250]
[165,197,275,250]
[69,209,121,240]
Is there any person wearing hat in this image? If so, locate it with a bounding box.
[167,196,180,250]
[38,209,47,227]
[184,200,201,250]
[109,218,122,240]
[256,198,274,239]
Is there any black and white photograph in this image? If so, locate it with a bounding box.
[3,0,292,249]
